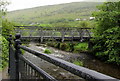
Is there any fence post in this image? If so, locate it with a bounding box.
[8,34,12,74]
[14,33,22,80]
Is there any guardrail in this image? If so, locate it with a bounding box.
[8,33,120,81]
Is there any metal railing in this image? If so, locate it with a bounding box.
[8,33,120,81]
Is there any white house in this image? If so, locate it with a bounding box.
[89,17,95,20]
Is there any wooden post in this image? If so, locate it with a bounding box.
[15,33,22,80]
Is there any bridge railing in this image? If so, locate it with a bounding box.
[14,26,93,42]
[8,33,119,81]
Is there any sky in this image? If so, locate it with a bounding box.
[7,0,118,11]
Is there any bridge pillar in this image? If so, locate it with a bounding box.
[70,30,74,41]
[41,37,43,43]
[39,28,43,43]
[88,40,94,49]
[78,29,83,41]
[61,31,65,42]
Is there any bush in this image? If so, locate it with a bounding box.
[0,35,9,69]
[59,43,72,51]
[44,49,52,54]
[74,42,88,52]
[2,19,15,39]
[92,27,120,64]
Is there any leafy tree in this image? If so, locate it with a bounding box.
[2,19,15,39]
[93,2,120,35]
[92,1,120,64]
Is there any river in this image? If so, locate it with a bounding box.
[23,42,120,80]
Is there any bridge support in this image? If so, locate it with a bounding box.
[61,30,65,42]
[39,28,44,43]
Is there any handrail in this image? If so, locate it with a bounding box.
[19,45,119,81]
[19,54,57,81]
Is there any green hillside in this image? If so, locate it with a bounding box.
[6,2,102,25]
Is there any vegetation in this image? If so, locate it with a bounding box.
[74,42,88,52]
[0,35,9,69]
[44,49,52,54]
[92,1,120,64]
[6,2,102,25]
[73,60,83,66]
[0,0,15,70]
[2,19,15,39]
[47,42,88,53]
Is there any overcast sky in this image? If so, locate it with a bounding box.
[7,0,117,11]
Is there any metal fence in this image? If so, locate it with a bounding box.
[8,33,120,81]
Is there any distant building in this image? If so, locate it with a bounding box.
[89,17,95,20]
[75,18,81,21]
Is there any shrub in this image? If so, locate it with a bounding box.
[74,42,88,52]
[60,43,68,50]
[92,27,120,64]
[44,49,52,54]
[59,43,72,51]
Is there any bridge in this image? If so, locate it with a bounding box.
[7,33,120,81]
[14,26,93,42]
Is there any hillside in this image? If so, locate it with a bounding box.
[6,2,102,25]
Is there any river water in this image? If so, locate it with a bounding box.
[24,42,120,80]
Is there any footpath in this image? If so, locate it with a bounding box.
[0,67,9,81]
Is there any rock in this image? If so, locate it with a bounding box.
[53,69,58,71]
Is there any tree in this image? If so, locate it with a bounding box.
[93,2,120,35]
[0,0,10,15]
[0,0,15,39]
[92,1,120,64]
